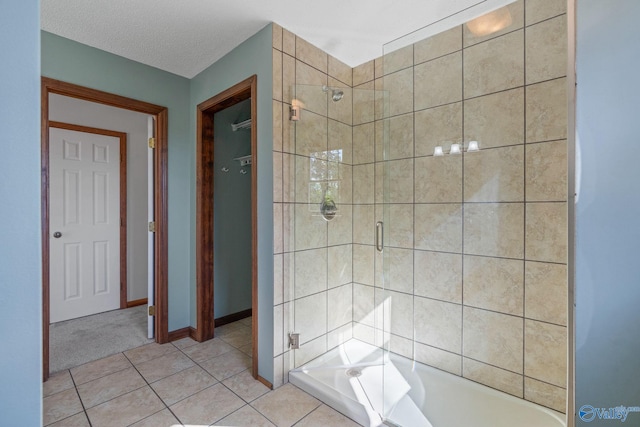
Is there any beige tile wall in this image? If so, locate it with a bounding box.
[352,0,567,413]
[272,0,568,414]
[271,23,354,389]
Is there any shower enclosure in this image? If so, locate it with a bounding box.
[274,0,569,424]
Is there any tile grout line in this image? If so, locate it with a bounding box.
[78,370,94,427]
[174,326,266,404]
[460,22,466,377]
[522,1,528,400]
[45,369,92,427]
[52,321,254,426]
[139,323,259,424]
[121,347,182,425]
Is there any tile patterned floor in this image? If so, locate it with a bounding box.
[43,318,361,427]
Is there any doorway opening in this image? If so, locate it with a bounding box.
[48,121,128,324]
[196,76,259,379]
[41,77,169,381]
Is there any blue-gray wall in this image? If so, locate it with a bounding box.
[41,24,274,383]
[189,24,274,382]
[575,0,640,425]
[41,31,192,331]
[0,0,42,423]
[214,99,253,317]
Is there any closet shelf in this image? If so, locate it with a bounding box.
[233,155,252,166]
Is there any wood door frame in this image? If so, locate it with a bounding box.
[196,75,259,379]
[48,121,129,311]
[41,77,169,381]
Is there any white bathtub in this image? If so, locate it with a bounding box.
[290,339,566,427]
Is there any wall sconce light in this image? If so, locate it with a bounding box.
[434,141,480,156]
[466,7,513,37]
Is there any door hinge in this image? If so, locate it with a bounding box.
[148,221,156,232]
[148,137,155,149]
[148,305,155,316]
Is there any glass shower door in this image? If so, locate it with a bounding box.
[285,80,392,427]
[378,1,569,425]
[376,56,419,424]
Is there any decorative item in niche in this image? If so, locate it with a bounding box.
[320,194,337,221]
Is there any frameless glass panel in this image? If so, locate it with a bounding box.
[378,0,568,425]
[286,82,391,427]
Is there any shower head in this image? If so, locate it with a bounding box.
[322,85,344,102]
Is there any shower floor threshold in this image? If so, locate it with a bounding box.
[289,339,431,427]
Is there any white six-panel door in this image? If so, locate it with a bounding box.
[49,127,121,323]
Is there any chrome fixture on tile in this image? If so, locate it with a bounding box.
[434,141,480,156]
[322,85,344,102]
[290,100,301,121]
[376,221,384,253]
[289,332,300,349]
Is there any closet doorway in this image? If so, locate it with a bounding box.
[196,76,259,379]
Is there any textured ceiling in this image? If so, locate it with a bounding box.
[41,0,514,78]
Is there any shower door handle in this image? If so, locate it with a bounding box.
[376,221,384,253]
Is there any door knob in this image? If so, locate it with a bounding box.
[53,231,62,238]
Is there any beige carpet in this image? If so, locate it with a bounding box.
[49,305,154,373]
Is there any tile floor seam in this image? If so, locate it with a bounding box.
[82,385,159,424]
[248,401,281,427]
[213,403,253,425]
[44,318,362,427]
[84,386,165,427]
[225,369,270,403]
[179,343,236,365]
[69,368,88,425]
[81,383,149,411]
[149,364,218,393]
[177,334,253,375]
[163,406,184,427]
[291,404,322,426]
[164,382,219,410]
[150,341,255,410]
[70,353,133,386]
[42,377,85,427]
[124,343,180,366]
[175,346,232,381]
[219,373,262,405]
[124,348,199,419]
[211,385,251,425]
[123,407,167,427]
[118,351,181,426]
[133,351,197,384]
[168,382,245,426]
